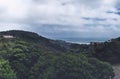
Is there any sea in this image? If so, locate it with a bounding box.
[57,37,111,44]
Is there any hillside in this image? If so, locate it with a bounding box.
[91,37,120,64]
[0,30,115,79]
[0,30,90,53]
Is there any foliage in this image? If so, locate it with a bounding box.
[0,30,115,79]
[0,59,17,79]
[29,53,114,79]
[91,38,120,64]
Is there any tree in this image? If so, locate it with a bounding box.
[0,59,17,79]
[29,53,114,79]
[88,58,115,79]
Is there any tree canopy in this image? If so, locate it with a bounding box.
[0,59,16,79]
[0,30,115,79]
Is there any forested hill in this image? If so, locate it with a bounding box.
[0,30,115,79]
[0,30,90,53]
[91,37,120,64]
[0,30,49,42]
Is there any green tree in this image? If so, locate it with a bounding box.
[0,59,17,79]
[88,58,115,79]
[29,53,114,79]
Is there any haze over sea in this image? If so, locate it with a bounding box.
[53,37,111,44]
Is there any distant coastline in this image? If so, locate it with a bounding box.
[54,37,111,44]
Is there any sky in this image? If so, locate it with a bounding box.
[0,0,120,42]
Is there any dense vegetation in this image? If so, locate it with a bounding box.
[0,59,16,79]
[91,37,120,64]
[0,30,115,79]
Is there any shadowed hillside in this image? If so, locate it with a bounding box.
[0,30,115,79]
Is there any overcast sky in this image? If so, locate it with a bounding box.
[0,0,120,40]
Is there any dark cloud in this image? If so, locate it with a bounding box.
[112,0,120,16]
[115,0,120,9]
[115,12,120,15]
[106,11,114,13]
[82,17,107,21]
[106,10,120,16]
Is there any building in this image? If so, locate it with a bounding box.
[3,35,14,39]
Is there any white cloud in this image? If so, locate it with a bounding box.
[0,0,120,39]
[0,0,31,20]
[0,23,30,31]
[0,0,118,24]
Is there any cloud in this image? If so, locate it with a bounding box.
[0,0,120,40]
[0,0,117,24]
[0,0,31,22]
[0,23,30,31]
[82,17,107,21]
